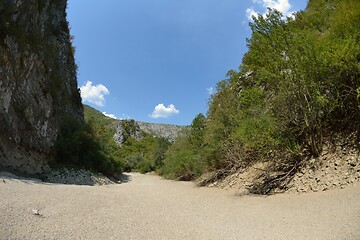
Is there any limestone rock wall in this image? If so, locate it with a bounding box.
[113,120,187,147]
[137,121,187,143]
[114,120,144,147]
[0,0,83,174]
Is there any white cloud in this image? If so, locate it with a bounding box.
[207,87,214,95]
[102,112,131,120]
[246,0,292,20]
[150,104,180,118]
[119,114,131,120]
[246,8,259,20]
[102,112,117,119]
[80,81,109,107]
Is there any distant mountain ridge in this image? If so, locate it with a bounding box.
[136,121,187,142]
[84,105,188,145]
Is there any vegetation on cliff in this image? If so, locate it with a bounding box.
[159,0,360,190]
[55,105,173,176]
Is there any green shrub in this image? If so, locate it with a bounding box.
[137,160,154,174]
[124,154,144,172]
[162,149,203,180]
[161,135,204,180]
[54,116,124,176]
[152,137,171,168]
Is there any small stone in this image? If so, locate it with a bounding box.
[348,158,357,167]
[32,209,41,216]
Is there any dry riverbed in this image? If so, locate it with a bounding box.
[1,172,359,240]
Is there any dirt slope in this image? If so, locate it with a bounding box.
[1,172,359,240]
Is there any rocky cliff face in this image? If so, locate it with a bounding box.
[137,121,187,142]
[114,120,144,147]
[0,0,83,174]
[113,120,187,147]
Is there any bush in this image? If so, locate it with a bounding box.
[54,116,124,176]
[137,160,154,174]
[162,149,203,180]
[161,135,204,180]
[124,154,144,172]
[152,137,171,168]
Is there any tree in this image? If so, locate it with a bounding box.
[242,9,339,156]
[189,113,206,148]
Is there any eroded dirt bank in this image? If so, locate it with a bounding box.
[1,172,359,240]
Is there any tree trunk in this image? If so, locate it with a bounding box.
[308,126,322,157]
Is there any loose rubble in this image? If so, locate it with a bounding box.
[44,168,118,186]
[287,145,359,193]
[202,141,359,194]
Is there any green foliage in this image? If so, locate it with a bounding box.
[189,113,206,148]
[230,87,278,150]
[233,115,278,150]
[160,114,207,180]
[161,135,204,180]
[56,0,360,181]
[120,136,154,171]
[161,0,360,182]
[357,87,360,109]
[54,116,123,176]
[152,137,171,167]
[205,73,240,154]
[124,154,144,172]
[137,160,154,174]
[83,105,171,174]
[120,135,171,173]
[238,4,358,157]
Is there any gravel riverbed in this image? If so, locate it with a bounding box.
[1,172,359,239]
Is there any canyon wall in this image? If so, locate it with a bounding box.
[0,0,83,173]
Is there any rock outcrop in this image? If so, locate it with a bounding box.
[137,121,187,142]
[0,0,83,174]
[113,120,187,147]
[113,120,144,147]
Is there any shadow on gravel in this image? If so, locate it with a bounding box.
[0,170,132,186]
[116,173,131,183]
[0,171,45,185]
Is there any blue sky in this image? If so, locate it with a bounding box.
[67,0,308,126]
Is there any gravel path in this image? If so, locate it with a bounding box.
[1,172,360,240]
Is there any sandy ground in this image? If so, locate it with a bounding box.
[0,172,359,240]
